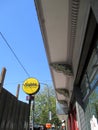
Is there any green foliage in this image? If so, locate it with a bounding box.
[89,89,98,119]
[34,86,60,126]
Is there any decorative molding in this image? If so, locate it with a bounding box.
[68,0,80,60]
[50,62,73,76]
[56,88,69,98]
[71,0,80,40]
[58,100,68,106]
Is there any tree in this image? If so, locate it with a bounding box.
[89,88,98,119]
[34,86,60,126]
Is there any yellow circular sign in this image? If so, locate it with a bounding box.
[22,78,40,95]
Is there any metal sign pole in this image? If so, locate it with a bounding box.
[29,95,35,130]
[28,96,31,130]
[31,100,34,130]
[22,78,40,130]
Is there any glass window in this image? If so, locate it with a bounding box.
[80,41,98,100]
[80,40,98,130]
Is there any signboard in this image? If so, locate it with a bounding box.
[46,123,51,129]
[26,95,34,101]
[22,78,40,95]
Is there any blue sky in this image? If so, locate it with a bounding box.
[0,0,53,102]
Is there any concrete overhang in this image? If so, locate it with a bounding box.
[34,0,80,116]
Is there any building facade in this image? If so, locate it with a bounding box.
[34,0,98,129]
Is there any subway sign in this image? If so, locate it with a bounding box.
[22,78,40,95]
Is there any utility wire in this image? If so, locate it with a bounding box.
[0,32,30,77]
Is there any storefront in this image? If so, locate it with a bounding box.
[80,40,98,130]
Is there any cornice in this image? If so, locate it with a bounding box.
[71,0,80,40]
